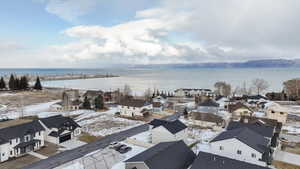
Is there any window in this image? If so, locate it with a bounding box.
[39,131,41,136]
[219,146,224,150]
[2,153,4,156]
[9,140,12,145]
[251,153,256,158]
[271,111,275,114]
[10,151,12,155]
[237,150,242,155]
[280,112,284,115]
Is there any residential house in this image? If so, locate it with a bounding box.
[239,116,282,147]
[197,99,219,113]
[118,99,153,117]
[174,88,214,97]
[0,121,45,162]
[228,102,253,120]
[125,140,196,169]
[210,127,272,166]
[153,102,163,113]
[190,112,225,130]
[149,119,187,144]
[265,103,288,124]
[39,115,81,144]
[190,151,270,169]
[52,89,81,111]
[103,90,120,103]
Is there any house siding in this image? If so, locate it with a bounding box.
[210,138,267,166]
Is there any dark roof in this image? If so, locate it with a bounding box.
[126,141,196,169]
[119,99,151,107]
[190,151,270,169]
[83,90,103,98]
[198,99,219,107]
[211,127,270,153]
[191,112,224,124]
[175,88,212,92]
[0,121,44,144]
[40,115,80,130]
[240,116,282,131]
[227,121,274,138]
[244,95,268,100]
[149,119,187,134]
[228,102,252,113]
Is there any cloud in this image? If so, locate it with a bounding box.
[22,0,300,67]
[39,0,98,22]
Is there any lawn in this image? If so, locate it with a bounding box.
[273,160,300,169]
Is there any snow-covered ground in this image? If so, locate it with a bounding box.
[282,125,300,135]
[0,100,60,119]
[75,108,144,137]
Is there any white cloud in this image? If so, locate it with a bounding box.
[39,0,98,22]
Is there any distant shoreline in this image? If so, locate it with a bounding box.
[39,74,119,82]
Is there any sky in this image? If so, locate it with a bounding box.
[0,0,300,68]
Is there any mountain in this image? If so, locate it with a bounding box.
[131,59,300,69]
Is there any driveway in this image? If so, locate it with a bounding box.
[60,139,87,150]
[274,150,300,166]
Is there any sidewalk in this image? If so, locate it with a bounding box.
[28,151,48,160]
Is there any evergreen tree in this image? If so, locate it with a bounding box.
[156,90,160,96]
[0,77,6,89]
[20,76,29,90]
[33,76,42,90]
[15,78,20,90]
[94,95,104,110]
[82,96,91,109]
[8,74,15,90]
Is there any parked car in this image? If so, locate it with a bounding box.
[118,146,132,154]
[114,144,127,151]
[109,142,121,149]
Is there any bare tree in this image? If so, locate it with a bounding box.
[122,84,132,97]
[283,78,300,100]
[143,88,153,101]
[251,78,269,95]
[214,81,232,97]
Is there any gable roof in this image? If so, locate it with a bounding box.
[240,116,282,131]
[126,141,196,169]
[0,120,44,144]
[119,99,151,107]
[198,99,219,107]
[149,119,187,134]
[211,127,270,153]
[228,102,253,113]
[40,115,80,129]
[227,121,274,138]
[191,112,224,124]
[190,151,270,169]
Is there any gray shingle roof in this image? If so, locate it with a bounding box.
[198,99,219,107]
[191,151,270,169]
[149,119,187,134]
[40,115,80,130]
[126,141,196,169]
[210,127,270,153]
[0,120,44,144]
[227,121,274,138]
[119,99,151,107]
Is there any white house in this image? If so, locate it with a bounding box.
[175,88,214,97]
[39,115,81,144]
[210,127,272,167]
[0,121,45,162]
[153,102,164,113]
[265,103,288,124]
[118,99,153,117]
[149,119,188,144]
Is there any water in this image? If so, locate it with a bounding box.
[28,68,300,95]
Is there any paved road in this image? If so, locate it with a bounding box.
[23,112,180,169]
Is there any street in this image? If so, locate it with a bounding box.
[22,112,180,169]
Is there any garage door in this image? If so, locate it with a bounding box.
[59,134,71,143]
